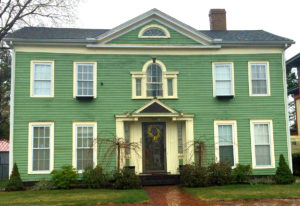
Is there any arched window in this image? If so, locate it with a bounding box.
[138,24,170,38]
[147,64,163,97]
[143,28,166,37]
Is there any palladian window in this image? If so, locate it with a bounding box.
[131,59,178,99]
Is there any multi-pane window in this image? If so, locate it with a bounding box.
[136,78,142,96]
[214,63,233,96]
[76,63,95,97]
[252,122,272,166]
[250,63,269,95]
[177,122,183,154]
[32,125,51,171]
[218,125,235,166]
[147,63,163,97]
[143,28,166,36]
[125,123,130,155]
[32,62,53,97]
[167,78,173,96]
[76,125,94,170]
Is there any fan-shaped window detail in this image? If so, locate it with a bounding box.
[147,64,163,96]
[138,24,170,38]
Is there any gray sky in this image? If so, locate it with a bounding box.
[76,0,299,59]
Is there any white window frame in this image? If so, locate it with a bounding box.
[73,62,97,98]
[131,60,178,99]
[138,24,171,38]
[214,120,238,168]
[30,60,54,98]
[250,119,275,169]
[72,122,97,173]
[28,122,54,174]
[248,61,270,96]
[212,62,235,97]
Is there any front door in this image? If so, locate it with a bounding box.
[142,122,166,173]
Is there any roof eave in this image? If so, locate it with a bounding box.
[3,37,98,44]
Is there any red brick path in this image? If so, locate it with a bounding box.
[104,185,300,206]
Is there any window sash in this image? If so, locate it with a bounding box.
[214,64,233,96]
[76,64,94,96]
[33,63,52,96]
[136,78,141,96]
[167,78,173,96]
[217,124,235,167]
[76,125,94,170]
[250,63,268,95]
[178,122,183,154]
[253,123,272,166]
[32,126,51,171]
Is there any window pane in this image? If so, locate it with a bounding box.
[34,80,51,96]
[214,64,232,95]
[125,123,130,155]
[147,83,162,96]
[147,64,162,96]
[168,78,173,96]
[255,145,271,166]
[34,63,51,80]
[215,64,231,80]
[254,124,269,144]
[251,64,268,95]
[77,64,94,96]
[216,80,232,95]
[178,122,183,154]
[33,63,52,96]
[76,125,94,170]
[218,125,233,145]
[136,78,141,96]
[143,28,166,36]
[219,145,234,166]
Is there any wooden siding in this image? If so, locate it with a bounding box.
[107,20,201,45]
[14,52,287,181]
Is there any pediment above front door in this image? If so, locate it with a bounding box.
[134,99,178,114]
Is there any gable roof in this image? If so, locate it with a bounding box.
[134,99,178,114]
[4,8,294,46]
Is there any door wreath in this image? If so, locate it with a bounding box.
[147,125,161,141]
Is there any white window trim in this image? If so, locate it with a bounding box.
[131,60,178,99]
[248,61,271,96]
[28,122,54,174]
[72,122,97,173]
[138,24,171,38]
[250,119,275,169]
[30,60,54,98]
[73,62,97,98]
[214,120,239,168]
[212,62,235,97]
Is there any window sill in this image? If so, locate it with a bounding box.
[252,165,275,169]
[28,170,51,174]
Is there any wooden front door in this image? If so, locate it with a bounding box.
[142,122,166,173]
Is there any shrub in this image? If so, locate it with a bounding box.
[6,163,24,191]
[232,164,252,183]
[275,154,294,184]
[82,165,109,188]
[180,164,208,187]
[51,165,78,189]
[292,153,300,176]
[208,162,232,186]
[31,180,54,191]
[250,176,275,185]
[113,168,141,189]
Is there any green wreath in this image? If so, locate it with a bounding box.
[147,125,161,141]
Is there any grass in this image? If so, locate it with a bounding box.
[0,188,149,205]
[184,183,300,201]
[0,180,8,189]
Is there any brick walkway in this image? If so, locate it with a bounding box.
[105,185,300,206]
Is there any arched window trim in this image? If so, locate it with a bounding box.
[131,60,178,99]
[138,24,171,39]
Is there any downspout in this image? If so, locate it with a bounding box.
[9,47,15,176]
[283,46,293,171]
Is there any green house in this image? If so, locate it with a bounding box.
[4,8,295,181]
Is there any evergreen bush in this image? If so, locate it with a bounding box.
[180,164,208,187]
[113,168,141,189]
[232,164,252,183]
[208,162,232,185]
[6,163,24,191]
[275,154,294,184]
[31,180,54,191]
[51,165,78,189]
[82,165,109,188]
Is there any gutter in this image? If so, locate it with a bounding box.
[9,48,15,176]
[3,38,98,44]
[86,44,222,49]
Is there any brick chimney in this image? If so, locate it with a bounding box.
[209,9,227,30]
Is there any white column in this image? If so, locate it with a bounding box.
[116,119,125,169]
[185,119,194,164]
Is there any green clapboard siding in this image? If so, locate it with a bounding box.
[108,20,201,45]
[13,52,288,181]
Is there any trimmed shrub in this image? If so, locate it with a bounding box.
[275,154,294,184]
[208,162,232,186]
[31,180,54,191]
[113,168,141,189]
[250,176,275,185]
[180,164,208,187]
[232,164,252,183]
[292,153,300,176]
[51,165,78,189]
[82,165,109,188]
[6,163,24,191]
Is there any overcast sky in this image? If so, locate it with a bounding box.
[76,0,299,59]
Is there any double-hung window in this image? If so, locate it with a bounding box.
[28,122,54,174]
[213,63,234,97]
[214,121,238,167]
[74,62,97,98]
[249,62,270,96]
[31,61,54,97]
[73,122,97,172]
[250,120,274,168]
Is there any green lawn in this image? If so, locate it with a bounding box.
[184,183,300,201]
[0,189,149,205]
